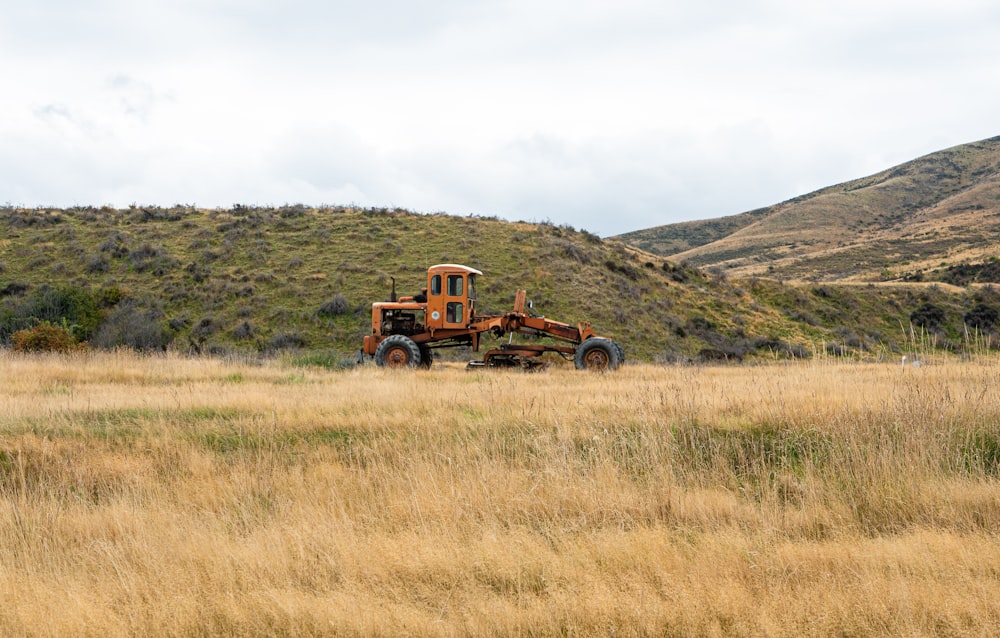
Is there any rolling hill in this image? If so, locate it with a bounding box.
[617,136,1000,283]
[1,203,998,363]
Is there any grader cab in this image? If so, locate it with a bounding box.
[361,264,623,371]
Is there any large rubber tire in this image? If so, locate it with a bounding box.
[374,335,421,369]
[418,344,433,369]
[612,340,625,365]
[574,338,621,372]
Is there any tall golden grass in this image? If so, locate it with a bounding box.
[2,351,1000,636]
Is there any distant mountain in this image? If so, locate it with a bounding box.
[617,136,1000,283]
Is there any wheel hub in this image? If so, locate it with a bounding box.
[584,349,609,369]
[386,348,410,367]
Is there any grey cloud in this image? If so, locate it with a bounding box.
[105,74,172,121]
[30,102,106,139]
[32,104,73,121]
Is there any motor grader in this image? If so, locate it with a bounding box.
[361,264,624,371]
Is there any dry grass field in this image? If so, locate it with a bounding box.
[2,352,1000,636]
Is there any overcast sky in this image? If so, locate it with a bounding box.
[2,1,999,235]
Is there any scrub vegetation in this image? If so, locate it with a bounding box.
[3,205,1000,363]
[2,351,999,635]
[618,135,1000,283]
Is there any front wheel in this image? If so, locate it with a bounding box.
[574,338,622,372]
[374,335,421,368]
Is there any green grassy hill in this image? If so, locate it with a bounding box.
[617,136,1000,283]
[2,205,998,363]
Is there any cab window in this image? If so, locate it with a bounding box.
[430,275,442,295]
[447,302,464,324]
[447,275,463,297]
[468,275,477,300]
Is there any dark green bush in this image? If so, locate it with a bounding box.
[964,304,999,332]
[1,283,28,297]
[910,303,947,333]
[0,285,101,342]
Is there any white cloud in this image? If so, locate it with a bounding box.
[2,0,1000,234]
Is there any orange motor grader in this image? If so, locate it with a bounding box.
[361,264,624,371]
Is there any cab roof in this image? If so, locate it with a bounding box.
[428,264,483,276]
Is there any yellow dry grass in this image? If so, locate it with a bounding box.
[2,351,1000,636]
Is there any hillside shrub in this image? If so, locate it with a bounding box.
[604,260,641,281]
[554,239,592,265]
[964,304,999,332]
[318,294,350,318]
[186,262,210,283]
[940,261,1000,286]
[662,262,689,283]
[697,348,741,363]
[0,285,101,342]
[91,304,172,351]
[826,343,851,357]
[86,255,109,273]
[1,283,28,297]
[130,243,179,275]
[834,327,865,349]
[687,316,716,333]
[193,317,218,338]
[99,233,129,259]
[751,337,810,359]
[12,322,84,353]
[910,303,947,333]
[785,310,820,326]
[98,286,124,308]
[8,210,64,228]
[268,331,306,351]
[232,321,254,340]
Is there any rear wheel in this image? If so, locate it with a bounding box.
[574,338,621,372]
[612,340,625,365]
[375,335,421,368]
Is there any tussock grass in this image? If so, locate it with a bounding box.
[2,351,1000,635]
